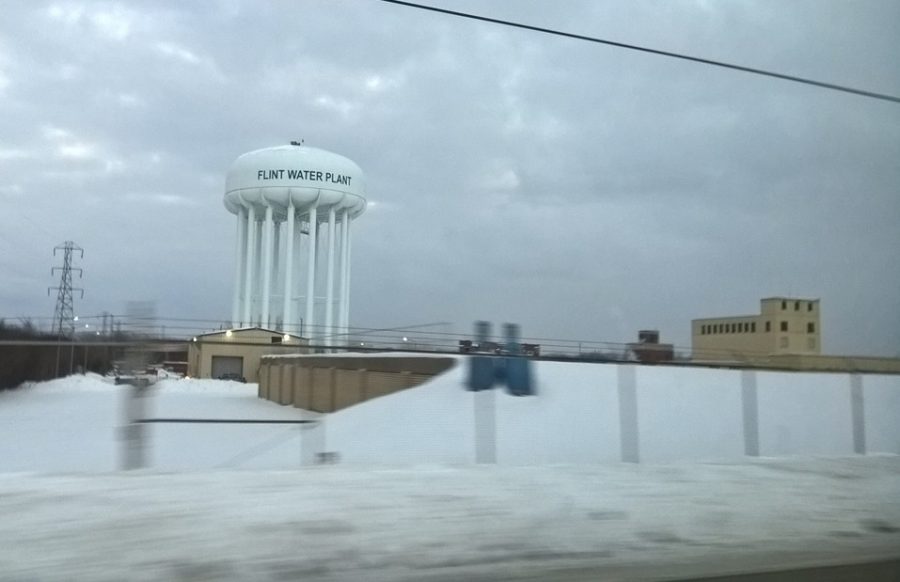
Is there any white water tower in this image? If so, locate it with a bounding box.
[224,143,366,343]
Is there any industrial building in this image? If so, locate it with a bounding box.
[691,297,821,361]
[627,330,674,364]
[187,327,308,383]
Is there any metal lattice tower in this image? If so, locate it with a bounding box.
[48,241,84,338]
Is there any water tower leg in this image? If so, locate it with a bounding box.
[242,206,256,326]
[282,204,295,333]
[254,217,263,325]
[261,205,274,328]
[272,219,281,314]
[231,210,246,327]
[325,207,336,348]
[343,217,352,344]
[292,213,303,333]
[305,207,318,341]
[337,211,348,345]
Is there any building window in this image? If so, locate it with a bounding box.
[780,321,788,332]
[765,321,771,332]
[781,300,786,310]
[794,301,800,311]
[807,302,813,312]
[807,322,815,333]
[751,322,756,333]
[779,337,789,349]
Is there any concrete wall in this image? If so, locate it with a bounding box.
[763,354,900,374]
[320,359,900,466]
[258,355,455,413]
[688,353,900,374]
[617,365,897,462]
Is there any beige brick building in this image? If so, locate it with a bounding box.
[187,327,308,383]
[692,297,821,361]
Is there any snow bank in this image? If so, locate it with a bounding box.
[3,361,899,472]
[155,377,258,395]
[13,372,116,393]
[325,360,900,465]
[2,370,899,579]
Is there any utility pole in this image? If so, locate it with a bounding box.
[48,241,84,376]
[49,241,84,337]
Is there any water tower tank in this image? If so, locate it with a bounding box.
[224,143,367,342]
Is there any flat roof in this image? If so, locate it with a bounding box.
[194,326,289,338]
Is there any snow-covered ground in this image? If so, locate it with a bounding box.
[1,371,899,580]
[0,374,317,472]
[1,457,899,581]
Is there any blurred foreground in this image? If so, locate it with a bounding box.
[1,373,899,580]
[1,458,899,581]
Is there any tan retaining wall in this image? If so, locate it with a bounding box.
[258,355,456,412]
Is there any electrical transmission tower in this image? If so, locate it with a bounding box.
[48,241,84,338]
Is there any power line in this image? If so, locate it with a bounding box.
[378,0,900,105]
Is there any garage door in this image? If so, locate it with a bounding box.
[211,356,243,379]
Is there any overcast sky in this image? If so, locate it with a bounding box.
[1,0,898,355]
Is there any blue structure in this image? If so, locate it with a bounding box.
[466,321,534,396]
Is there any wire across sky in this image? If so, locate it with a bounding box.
[379,0,900,104]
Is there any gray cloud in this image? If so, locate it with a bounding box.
[0,0,898,355]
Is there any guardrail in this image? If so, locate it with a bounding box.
[119,380,322,470]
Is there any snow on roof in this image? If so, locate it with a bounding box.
[194,326,293,338]
[262,351,459,360]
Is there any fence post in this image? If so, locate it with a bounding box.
[741,370,760,457]
[329,366,337,413]
[121,379,149,470]
[358,368,368,403]
[850,374,866,455]
[617,364,640,463]
[473,387,497,463]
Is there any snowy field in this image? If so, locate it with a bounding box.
[1,371,899,580]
